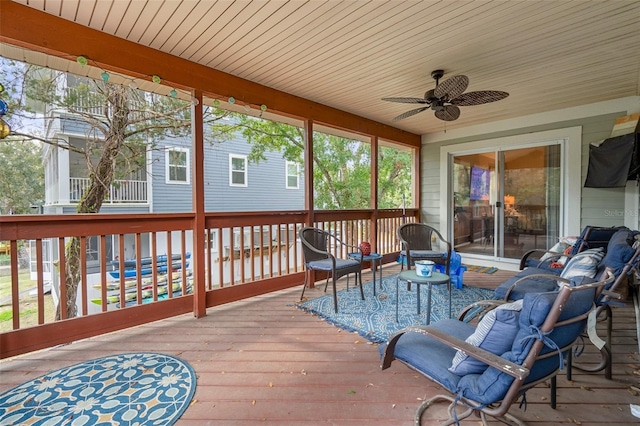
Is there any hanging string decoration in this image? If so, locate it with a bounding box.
[0,82,10,139]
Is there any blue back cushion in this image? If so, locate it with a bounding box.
[449,300,523,375]
[602,228,638,276]
[570,226,621,255]
[456,286,595,404]
[493,267,559,300]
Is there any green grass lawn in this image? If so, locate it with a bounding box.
[0,269,56,332]
[0,271,37,299]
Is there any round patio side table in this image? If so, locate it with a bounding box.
[348,252,383,296]
[395,270,451,325]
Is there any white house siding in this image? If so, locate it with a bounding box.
[420,104,638,237]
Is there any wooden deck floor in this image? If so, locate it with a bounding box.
[2,264,639,425]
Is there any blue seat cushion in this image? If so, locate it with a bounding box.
[401,250,447,259]
[307,258,359,271]
[379,319,474,393]
[493,267,560,300]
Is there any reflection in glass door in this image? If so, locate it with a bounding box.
[453,153,496,255]
[452,144,561,260]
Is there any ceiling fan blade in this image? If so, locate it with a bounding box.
[433,75,469,100]
[451,90,509,106]
[392,106,430,121]
[435,105,460,121]
[382,97,430,104]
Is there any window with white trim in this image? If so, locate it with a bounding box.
[229,154,248,187]
[165,147,190,184]
[286,161,299,189]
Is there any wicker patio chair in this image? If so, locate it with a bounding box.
[299,226,364,313]
[397,223,452,275]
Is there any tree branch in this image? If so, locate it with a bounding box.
[4,132,86,154]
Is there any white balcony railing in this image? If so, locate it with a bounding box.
[69,177,148,203]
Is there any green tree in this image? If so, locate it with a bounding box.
[1,58,227,319]
[0,140,44,214]
[211,114,412,209]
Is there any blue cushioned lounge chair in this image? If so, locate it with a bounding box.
[518,225,623,271]
[380,274,612,425]
[495,226,640,380]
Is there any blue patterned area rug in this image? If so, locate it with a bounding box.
[0,352,196,425]
[296,274,495,344]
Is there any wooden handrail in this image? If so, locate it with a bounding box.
[0,209,418,359]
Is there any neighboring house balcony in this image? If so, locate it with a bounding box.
[69,177,148,204]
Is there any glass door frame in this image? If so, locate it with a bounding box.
[438,127,582,268]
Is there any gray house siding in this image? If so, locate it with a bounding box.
[49,116,305,214]
[150,138,193,213]
[203,142,304,212]
[148,135,304,213]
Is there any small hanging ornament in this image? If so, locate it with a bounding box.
[152,75,161,84]
[0,119,10,139]
[76,56,88,66]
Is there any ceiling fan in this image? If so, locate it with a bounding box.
[382,70,509,122]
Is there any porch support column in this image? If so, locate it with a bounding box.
[413,145,421,222]
[192,90,206,317]
[371,136,379,253]
[303,119,315,287]
[304,118,314,224]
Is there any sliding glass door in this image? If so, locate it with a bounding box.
[452,144,561,260]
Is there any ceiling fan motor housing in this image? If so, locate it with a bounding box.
[424,89,438,102]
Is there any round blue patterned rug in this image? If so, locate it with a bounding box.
[0,352,196,425]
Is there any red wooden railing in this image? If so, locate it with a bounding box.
[0,209,418,358]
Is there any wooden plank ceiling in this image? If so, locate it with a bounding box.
[3,0,640,136]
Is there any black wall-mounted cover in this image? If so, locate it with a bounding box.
[584,131,639,188]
